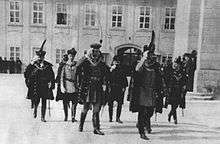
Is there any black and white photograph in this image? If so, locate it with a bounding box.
[0,0,220,143]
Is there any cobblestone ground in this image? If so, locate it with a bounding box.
[1,74,220,144]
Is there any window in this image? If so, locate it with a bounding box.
[56,49,66,63]
[56,3,70,25]
[164,8,176,30]
[10,47,20,60]
[112,5,123,28]
[139,6,151,29]
[9,1,20,23]
[32,47,40,58]
[32,2,44,24]
[84,4,97,27]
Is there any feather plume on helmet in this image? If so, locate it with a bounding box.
[36,39,47,57]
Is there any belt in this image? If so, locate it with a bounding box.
[65,78,75,83]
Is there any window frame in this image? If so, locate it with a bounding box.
[9,46,21,61]
[164,7,176,31]
[9,1,21,24]
[138,6,151,30]
[84,3,98,27]
[55,49,66,64]
[55,2,70,26]
[32,2,44,25]
[111,5,123,28]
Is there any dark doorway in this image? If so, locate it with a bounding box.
[117,47,142,76]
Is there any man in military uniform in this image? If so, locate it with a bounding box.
[76,43,109,135]
[24,40,55,122]
[60,48,78,122]
[167,58,187,124]
[108,55,128,123]
[129,50,161,140]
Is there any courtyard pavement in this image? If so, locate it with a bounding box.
[1,74,220,144]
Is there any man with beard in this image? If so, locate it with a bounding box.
[76,43,109,135]
[60,48,78,122]
[24,40,55,122]
[108,55,128,123]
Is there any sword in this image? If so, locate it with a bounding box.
[182,108,184,117]
[48,100,51,117]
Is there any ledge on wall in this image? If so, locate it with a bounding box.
[186,92,214,100]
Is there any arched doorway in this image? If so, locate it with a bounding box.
[115,44,142,76]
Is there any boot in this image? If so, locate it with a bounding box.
[71,103,77,123]
[33,107,37,118]
[79,112,87,132]
[116,104,123,123]
[31,101,34,109]
[108,104,113,122]
[173,111,177,124]
[146,119,152,134]
[140,133,149,140]
[93,113,104,135]
[64,106,68,121]
[41,117,46,122]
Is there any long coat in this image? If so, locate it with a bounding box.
[76,58,109,105]
[129,63,159,113]
[24,60,55,101]
[55,61,66,101]
[109,65,128,104]
[167,69,187,107]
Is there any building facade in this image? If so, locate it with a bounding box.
[0,0,219,93]
[0,0,177,67]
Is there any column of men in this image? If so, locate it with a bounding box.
[24,41,192,140]
[0,57,22,73]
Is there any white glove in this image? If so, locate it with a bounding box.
[110,64,116,72]
[102,85,106,91]
[61,84,66,93]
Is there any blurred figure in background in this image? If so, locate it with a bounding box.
[108,55,128,123]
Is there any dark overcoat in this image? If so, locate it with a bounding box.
[55,61,66,101]
[24,60,55,101]
[76,58,109,105]
[109,65,128,104]
[129,63,159,113]
[167,69,187,107]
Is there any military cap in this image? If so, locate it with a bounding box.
[90,43,102,49]
[67,48,77,56]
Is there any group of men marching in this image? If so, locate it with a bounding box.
[24,36,193,140]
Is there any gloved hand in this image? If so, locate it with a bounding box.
[61,84,66,93]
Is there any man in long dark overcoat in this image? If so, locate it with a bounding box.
[129,51,160,140]
[108,55,128,123]
[24,47,55,122]
[76,43,109,135]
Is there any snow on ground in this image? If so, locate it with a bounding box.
[1,74,220,144]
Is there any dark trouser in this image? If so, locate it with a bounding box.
[168,104,178,121]
[63,99,77,120]
[33,98,47,119]
[137,106,154,134]
[108,101,122,121]
[79,102,101,131]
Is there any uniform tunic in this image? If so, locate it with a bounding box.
[60,61,78,102]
